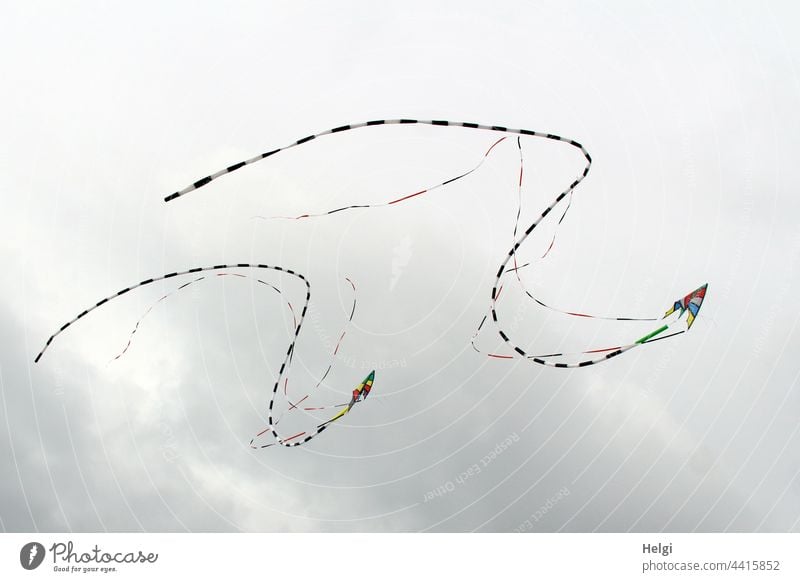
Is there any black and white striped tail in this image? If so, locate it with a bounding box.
[163,119,589,203]
[36,117,704,455]
[160,118,613,366]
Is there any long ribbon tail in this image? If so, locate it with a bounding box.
[252,136,507,221]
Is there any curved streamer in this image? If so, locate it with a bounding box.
[37,118,708,449]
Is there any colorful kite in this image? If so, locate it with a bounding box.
[664,283,708,330]
[35,118,708,448]
[316,370,375,430]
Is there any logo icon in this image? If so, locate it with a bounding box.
[20,542,45,570]
[389,235,413,291]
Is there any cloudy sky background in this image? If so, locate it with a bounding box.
[2,1,799,532]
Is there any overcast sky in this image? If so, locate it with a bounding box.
[2,1,800,532]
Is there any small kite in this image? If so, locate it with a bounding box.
[664,283,708,330]
[318,370,375,430]
[253,371,376,448]
[35,118,709,449]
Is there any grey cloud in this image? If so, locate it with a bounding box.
[2,1,800,532]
